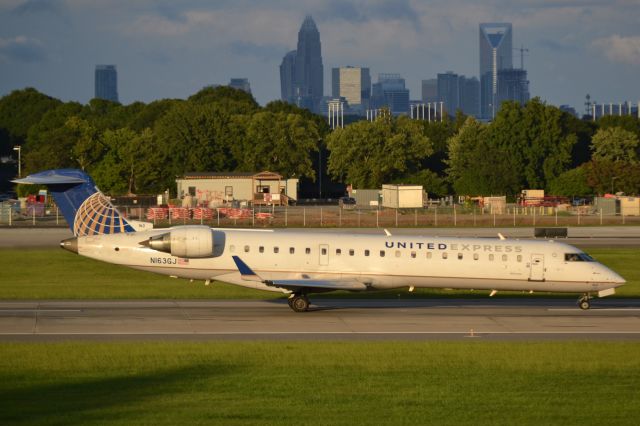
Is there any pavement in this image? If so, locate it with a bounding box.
[1,299,640,341]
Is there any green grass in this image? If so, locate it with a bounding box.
[0,247,638,299]
[1,342,639,425]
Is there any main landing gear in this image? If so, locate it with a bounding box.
[577,293,591,310]
[288,293,310,312]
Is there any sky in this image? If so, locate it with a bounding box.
[1,0,639,113]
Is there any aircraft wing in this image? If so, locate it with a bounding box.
[231,256,367,291]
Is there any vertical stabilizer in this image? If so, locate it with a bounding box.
[12,169,136,236]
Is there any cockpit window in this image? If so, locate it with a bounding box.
[565,253,595,262]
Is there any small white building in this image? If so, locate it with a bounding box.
[381,184,425,208]
[176,171,298,206]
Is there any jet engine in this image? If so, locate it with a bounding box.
[141,226,223,258]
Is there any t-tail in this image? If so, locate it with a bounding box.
[12,169,139,236]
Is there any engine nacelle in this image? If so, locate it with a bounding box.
[142,226,222,258]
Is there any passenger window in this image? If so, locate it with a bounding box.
[274,247,279,254]
[411,251,416,258]
[290,247,295,254]
[458,253,463,260]
[502,254,507,261]
[473,253,479,261]
[364,250,370,257]
[489,254,494,261]
[349,249,354,256]
[305,248,311,255]
[517,255,522,262]
[244,245,250,253]
[426,252,432,259]
[380,250,385,257]
[321,248,327,255]
[395,251,401,258]
[336,249,342,255]
[442,252,448,259]
[259,246,264,253]
[229,245,235,252]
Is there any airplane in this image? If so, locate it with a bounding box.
[14,169,626,312]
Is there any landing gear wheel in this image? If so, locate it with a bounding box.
[578,294,591,310]
[290,295,310,312]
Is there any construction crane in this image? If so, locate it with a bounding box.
[513,45,529,69]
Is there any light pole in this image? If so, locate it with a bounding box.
[13,145,21,178]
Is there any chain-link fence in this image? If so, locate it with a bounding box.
[2,201,640,228]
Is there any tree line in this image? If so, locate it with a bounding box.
[1,87,639,197]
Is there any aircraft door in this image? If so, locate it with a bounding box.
[529,254,545,281]
[319,244,329,266]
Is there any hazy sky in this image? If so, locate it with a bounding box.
[1,0,639,113]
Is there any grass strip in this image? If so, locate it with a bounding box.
[1,341,639,425]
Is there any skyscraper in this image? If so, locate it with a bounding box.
[437,72,460,115]
[331,66,371,114]
[461,76,480,117]
[421,79,438,103]
[279,16,324,113]
[497,69,529,106]
[94,65,118,102]
[280,50,297,103]
[228,78,251,94]
[371,73,409,115]
[479,23,512,119]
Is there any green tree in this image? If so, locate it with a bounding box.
[188,86,258,115]
[23,102,84,173]
[67,116,102,171]
[392,169,449,198]
[237,112,319,179]
[0,88,61,156]
[327,113,432,188]
[585,160,640,195]
[590,127,639,163]
[548,167,592,197]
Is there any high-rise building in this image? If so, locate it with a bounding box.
[295,16,324,112]
[94,65,118,102]
[421,79,438,103]
[437,72,460,115]
[371,73,409,115]
[280,50,297,103]
[479,23,512,119]
[497,69,529,106]
[461,76,480,118]
[229,78,251,94]
[331,66,371,114]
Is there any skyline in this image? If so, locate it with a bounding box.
[1,0,639,113]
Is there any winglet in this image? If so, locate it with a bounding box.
[498,233,506,241]
[383,228,392,237]
[231,256,263,282]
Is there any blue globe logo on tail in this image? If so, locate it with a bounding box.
[12,169,136,236]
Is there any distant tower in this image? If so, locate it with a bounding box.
[437,71,460,116]
[479,23,512,119]
[331,66,371,114]
[294,16,324,112]
[228,78,251,94]
[280,50,297,103]
[94,65,118,103]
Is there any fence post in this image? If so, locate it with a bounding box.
[168,209,172,225]
[252,208,255,227]
[473,208,476,227]
[285,206,288,227]
[376,209,379,228]
[320,207,323,227]
[56,206,59,225]
[434,207,438,227]
[555,208,558,226]
[32,207,35,225]
[395,209,398,227]
[303,208,306,227]
[357,209,360,227]
[533,207,536,226]
[453,205,457,227]
[622,212,625,225]
[600,209,603,225]
[414,209,417,227]
[493,211,496,227]
[339,207,342,227]
[217,208,220,227]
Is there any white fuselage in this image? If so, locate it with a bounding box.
[74,227,625,296]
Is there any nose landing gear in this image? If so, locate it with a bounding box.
[577,293,591,310]
[288,293,310,312]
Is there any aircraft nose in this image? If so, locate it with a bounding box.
[60,237,78,254]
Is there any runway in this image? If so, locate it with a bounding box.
[2,299,640,341]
